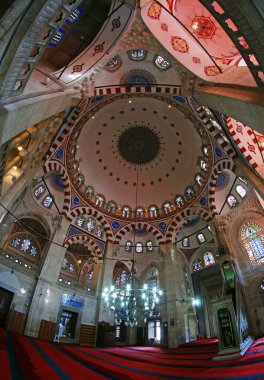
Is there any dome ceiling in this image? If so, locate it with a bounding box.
[73,95,210,210]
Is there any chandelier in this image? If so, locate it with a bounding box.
[102,146,163,326]
[102,260,163,326]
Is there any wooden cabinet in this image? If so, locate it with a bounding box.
[6,310,27,335]
[38,319,56,341]
[80,324,96,346]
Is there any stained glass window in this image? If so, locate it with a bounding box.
[128,49,146,60]
[86,261,94,280]
[260,280,264,291]
[115,270,130,287]
[87,218,95,232]
[182,237,190,247]
[200,160,209,172]
[203,251,215,266]
[203,146,209,156]
[146,241,153,251]
[146,267,160,289]
[34,185,45,199]
[154,55,171,70]
[236,185,246,199]
[10,236,38,257]
[95,195,104,208]
[62,256,76,273]
[11,237,21,248]
[136,242,143,253]
[136,207,144,219]
[76,216,85,228]
[20,239,31,252]
[85,186,94,198]
[196,174,204,186]
[105,56,121,72]
[42,196,53,208]
[197,233,206,244]
[163,202,172,215]
[175,196,184,208]
[125,241,132,252]
[122,206,131,218]
[96,226,103,238]
[149,206,158,218]
[227,195,237,208]
[30,246,37,257]
[193,259,203,271]
[108,201,117,214]
[186,187,195,199]
[241,222,264,267]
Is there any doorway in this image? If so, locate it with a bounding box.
[59,310,78,339]
[147,319,161,345]
[0,287,14,327]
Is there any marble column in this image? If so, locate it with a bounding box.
[162,243,188,347]
[24,217,69,337]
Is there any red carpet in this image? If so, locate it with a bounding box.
[1,328,264,379]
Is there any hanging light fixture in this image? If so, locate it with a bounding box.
[102,159,163,326]
[102,262,163,326]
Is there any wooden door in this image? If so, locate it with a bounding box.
[0,287,14,327]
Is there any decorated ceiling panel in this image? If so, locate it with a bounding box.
[141,0,256,86]
[52,1,133,85]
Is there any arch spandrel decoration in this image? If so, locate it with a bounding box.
[64,225,106,260]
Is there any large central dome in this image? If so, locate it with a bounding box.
[73,95,210,210]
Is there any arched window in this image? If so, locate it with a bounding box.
[42,195,53,208]
[163,202,172,215]
[186,186,195,199]
[122,206,131,218]
[260,280,264,291]
[149,206,158,218]
[146,240,153,251]
[87,218,95,232]
[154,55,171,70]
[203,146,209,156]
[241,222,264,267]
[175,196,184,208]
[200,159,209,172]
[95,195,105,208]
[146,267,160,289]
[227,195,237,208]
[193,259,203,272]
[76,216,85,228]
[10,236,38,257]
[136,207,144,219]
[62,256,76,274]
[108,201,117,214]
[236,185,246,199]
[182,237,190,247]
[125,241,132,252]
[96,226,103,238]
[203,251,215,266]
[34,185,46,199]
[128,49,146,60]
[85,186,94,198]
[113,262,131,287]
[196,174,204,186]
[197,233,206,244]
[135,242,143,253]
[104,56,122,72]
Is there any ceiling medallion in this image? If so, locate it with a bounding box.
[114,124,164,168]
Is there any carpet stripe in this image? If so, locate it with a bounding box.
[6,331,24,380]
[52,344,118,380]
[28,337,72,380]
